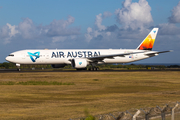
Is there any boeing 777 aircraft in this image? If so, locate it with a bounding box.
[5,28,171,71]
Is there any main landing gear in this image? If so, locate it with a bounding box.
[88,67,99,71]
[76,67,99,71]
[88,62,99,71]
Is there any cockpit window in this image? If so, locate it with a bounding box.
[8,54,14,56]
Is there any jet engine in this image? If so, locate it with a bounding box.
[71,59,87,69]
[51,64,67,68]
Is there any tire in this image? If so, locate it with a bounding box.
[94,67,97,71]
[91,67,94,71]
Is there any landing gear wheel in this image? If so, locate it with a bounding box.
[17,68,21,71]
[93,67,97,71]
[90,67,94,71]
[88,67,99,71]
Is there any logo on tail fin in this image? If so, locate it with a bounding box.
[137,28,159,50]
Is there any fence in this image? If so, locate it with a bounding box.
[70,102,180,120]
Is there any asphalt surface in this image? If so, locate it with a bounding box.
[0,68,180,73]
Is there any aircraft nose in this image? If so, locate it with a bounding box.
[5,56,12,62]
[5,56,9,61]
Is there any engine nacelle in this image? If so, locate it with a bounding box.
[51,64,67,68]
[71,59,87,68]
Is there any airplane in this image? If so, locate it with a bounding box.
[5,28,171,71]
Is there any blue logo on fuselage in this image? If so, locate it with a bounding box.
[79,62,82,65]
[27,52,40,62]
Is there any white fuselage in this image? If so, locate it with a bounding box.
[5,49,152,65]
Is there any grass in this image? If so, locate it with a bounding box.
[0,81,74,85]
[0,71,180,120]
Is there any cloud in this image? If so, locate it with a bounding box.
[85,12,113,42]
[6,23,19,37]
[85,27,93,42]
[169,1,180,23]
[0,18,44,43]
[0,23,19,43]
[52,36,67,43]
[158,23,180,35]
[85,29,101,43]
[115,0,153,30]
[0,16,81,44]
[0,25,9,38]
[95,13,106,31]
[18,18,38,39]
[103,11,112,18]
[84,0,180,49]
[106,32,111,36]
[45,16,80,36]
[85,2,152,44]
[158,1,180,35]
[0,25,10,43]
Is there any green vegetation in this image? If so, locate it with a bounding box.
[0,62,16,69]
[0,62,53,69]
[98,63,170,69]
[1,62,180,69]
[81,109,95,120]
[93,79,99,81]
[0,71,180,119]
[0,81,74,85]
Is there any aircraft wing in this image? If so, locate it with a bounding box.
[87,52,143,61]
[144,50,172,57]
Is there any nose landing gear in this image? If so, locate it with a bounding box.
[16,63,21,71]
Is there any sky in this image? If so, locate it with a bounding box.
[0,0,180,63]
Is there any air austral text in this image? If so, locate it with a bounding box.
[51,51,101,58]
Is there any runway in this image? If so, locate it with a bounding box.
[0,68,180,73]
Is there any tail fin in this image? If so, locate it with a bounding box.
[136,28,159,50]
